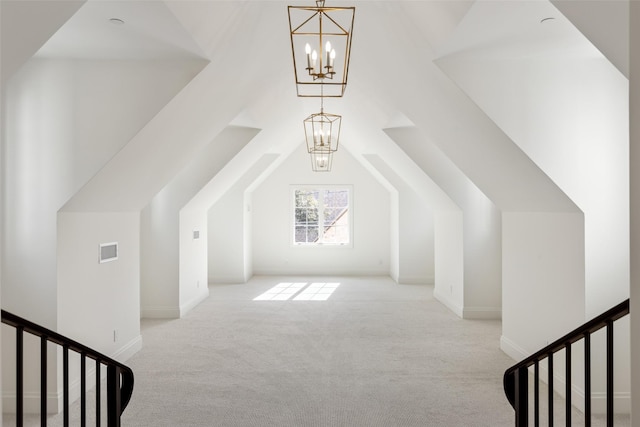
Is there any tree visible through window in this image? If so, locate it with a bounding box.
[293,188,350,245]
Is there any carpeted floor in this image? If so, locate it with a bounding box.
[4,276,633,426]
[123,276,516,426]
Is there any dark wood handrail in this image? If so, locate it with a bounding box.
[503,299,629,426]
[2,309,135,426]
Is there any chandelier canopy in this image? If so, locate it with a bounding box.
[288,0,355,97]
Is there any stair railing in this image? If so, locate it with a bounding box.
[503,299,629,427]
[1,309,135,427]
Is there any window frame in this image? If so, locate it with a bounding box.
[291,185,353,247]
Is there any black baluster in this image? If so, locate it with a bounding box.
[81,353,87,427]
[41,337,47,427]
[16,326,24,427]
[548,353,554,427]
[607,320,614,427]
[565,343,571,425]
[96,360,101,427]
[585,333,591,427]
[64,345,69,427]
[534,361,539,427]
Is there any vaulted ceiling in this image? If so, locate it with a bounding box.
[0,0,628,213]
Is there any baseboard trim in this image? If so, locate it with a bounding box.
[500,335,630,415]
[114,335,143,362]
[180,289,209,318]
[141,306,180,319]
[3,336,141,415]
[500,334,529,362]
[462,306,501,320]
[433,289,463,318]
[396,276,435,285]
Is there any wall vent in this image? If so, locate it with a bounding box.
[99,242,118,263]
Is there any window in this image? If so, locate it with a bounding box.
[293,187,351,245]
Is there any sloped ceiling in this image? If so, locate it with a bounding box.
[2,0,628,212]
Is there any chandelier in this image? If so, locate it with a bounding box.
[310,148,333,172]
[303,93,341,171]
[288,0,355,97]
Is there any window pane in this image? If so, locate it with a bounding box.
[295,226,307,243]
[293,187,349,245]
[307,226,319,243]
[324,189,348,207]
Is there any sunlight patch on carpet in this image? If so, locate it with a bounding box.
[293,282,340,301]
[253,282,341,301]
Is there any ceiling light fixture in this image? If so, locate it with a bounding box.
[304,90,341,172]
[310,149,334,172]
[288,0,355,97]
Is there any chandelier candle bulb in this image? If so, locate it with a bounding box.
[325,41,332,69]
[305,43,312,69]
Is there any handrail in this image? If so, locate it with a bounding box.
[503,299,629,426]
[2,309,135,427]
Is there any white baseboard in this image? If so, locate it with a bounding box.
[433,289,463,318]
[179,289,209,318]
[462,306,502,320]
[500,335,630,415]
[396,275,434,285]
[114,335,143,362]
[141,305,181,319]
[3,335,142,415]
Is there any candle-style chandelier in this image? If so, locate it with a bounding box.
[288,0,355,97]
[304,95,341,172]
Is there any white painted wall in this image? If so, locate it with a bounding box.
[140,126,258,318]
[397,187,433,284]
[1,57,202,413]
[1,57,204,323]
[251,144,390,277]
[207,154,282,283]
[208,184,248,283]
[630,3,640,423]
[387,127,502,319]
[178,208,209,315]
[361,153,436,284]
[57,212,142,358]
[433,211,464,316]
[439,53,630,316]
[501,212,585,357]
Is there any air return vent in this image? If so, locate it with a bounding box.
[99,242,118,263]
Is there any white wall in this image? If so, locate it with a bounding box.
[397,189,434,284]
[251,144,390,277]
[141,126,258,318]
[361,153,436,285]
[501,212,585,356]
[57,212,142,357]
[178,208,209,315]
[387,127,502,318]
[630,3,640,423]
[1,57,204,323]
[439,54,630,316]
[208,184,248,283]
[433,211,464,316]
[1,57,202,413]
